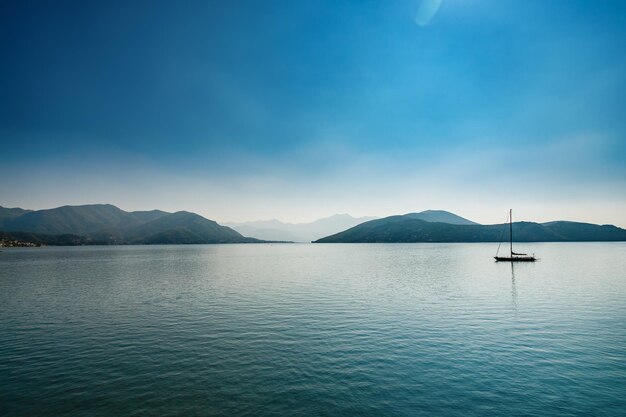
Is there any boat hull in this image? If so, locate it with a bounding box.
[494,256,536,262]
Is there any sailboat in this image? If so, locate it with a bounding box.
[494,209,537,262]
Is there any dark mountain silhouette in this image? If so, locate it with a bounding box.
[1,204,261,245]
[314,213,626,243]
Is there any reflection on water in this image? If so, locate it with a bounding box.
[510,262,518,311]
[1,242,625,416]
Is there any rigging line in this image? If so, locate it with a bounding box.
[495,211,510,256]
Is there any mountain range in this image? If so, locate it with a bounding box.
[0,204,260,245]
[2,205,625,246]
[314,212,626,243]
[224,214,377,242]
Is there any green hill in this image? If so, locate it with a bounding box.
[2,204,168,235]
[314,214,626,243]
[0,204,262,245]
[0,206,32,228]
[0,231,96,246]
[124,211,258,244]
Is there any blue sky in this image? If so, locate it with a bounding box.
[1,0,625,226]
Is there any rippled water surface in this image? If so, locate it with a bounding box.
[1,243,625,416]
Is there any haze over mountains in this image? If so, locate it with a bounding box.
[2,204,626,246]
[225,214,377,242]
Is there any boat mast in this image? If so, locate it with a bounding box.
[509,209,513,257]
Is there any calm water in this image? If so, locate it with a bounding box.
[1,243,625,416]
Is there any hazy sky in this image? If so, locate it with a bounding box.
[2,0,625,226]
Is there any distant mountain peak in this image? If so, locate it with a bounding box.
[420,209,456,215]
[403,210,478,225]
[324,213,353,219]
[171,210,194,216]
[225,213,377,242]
